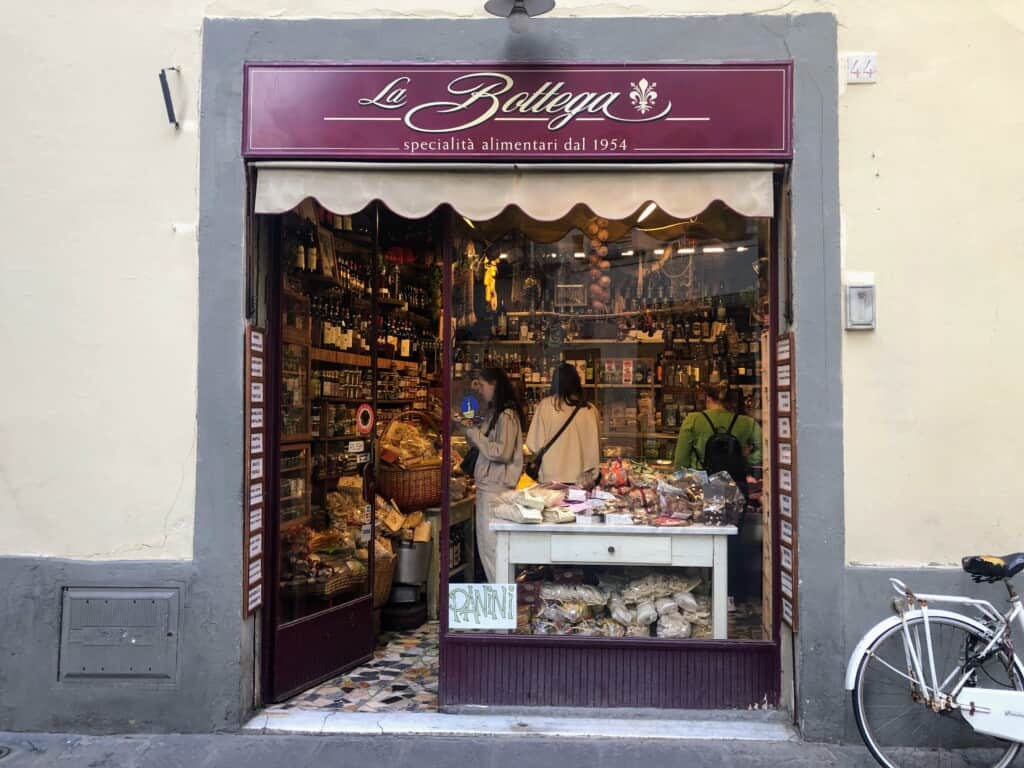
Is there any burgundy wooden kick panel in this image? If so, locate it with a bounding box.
[440,638,779,709]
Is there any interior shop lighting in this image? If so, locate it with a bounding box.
[702,247,725,254]
[736,246,748,252]
[621,250,634,256]
[499,252,509,259]
[573,252,586,259]
[485,0,555,34]
[636,202,658,223]
[653,249,665,255]
[463,217,475,229]
[679,247,696,254]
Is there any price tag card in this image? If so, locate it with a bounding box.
[347,440,365,454]
[781,519,794,546]
[781,570,794,599]
[249,533,263,558]
[777,364,791,388]
[781,544,793,572]
[250,330,264,353]
[249,507,263,534]
[782,598,794,626]
[251,407,264,430]
[251,381,264,403]
[780,468,793,493]
[250,457,264,480]
[779,493,793,519]
[250,432,263,455]
[248,559,262,585]
[247,585,262,612]
[778,443,792,467]
[250,356,264,379]
[249,482,263,506]
[777,417,792,440]
[778,390,791,413]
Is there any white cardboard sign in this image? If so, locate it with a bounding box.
[449,584,518,630]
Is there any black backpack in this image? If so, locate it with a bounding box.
[699,411,746,483]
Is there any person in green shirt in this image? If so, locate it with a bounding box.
[673,383,763,486]
[675,383,763,602]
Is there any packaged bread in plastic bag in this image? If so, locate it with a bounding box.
[635,600,658,626]
[656,597,680,616]
[656,612,692,638]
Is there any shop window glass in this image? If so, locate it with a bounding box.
[448,202,771,641]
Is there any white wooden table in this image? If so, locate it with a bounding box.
[491,522,738,639]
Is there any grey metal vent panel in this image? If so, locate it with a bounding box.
[59,588,180,683]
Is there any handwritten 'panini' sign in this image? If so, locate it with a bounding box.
[449,584,517,630]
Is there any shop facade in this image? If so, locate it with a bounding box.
[0,13,846,739]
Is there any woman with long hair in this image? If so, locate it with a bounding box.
[456,366,524,583]
[525,362,601,486]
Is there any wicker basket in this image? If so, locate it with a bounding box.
[377,410,442,511]
[309,569,367,598]
[373,551,397,608]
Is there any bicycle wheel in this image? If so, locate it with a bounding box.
[852,614,1024,768]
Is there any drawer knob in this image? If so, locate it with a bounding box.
[607,545,616,554]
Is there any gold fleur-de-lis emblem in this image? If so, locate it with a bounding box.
[629,78,658,114]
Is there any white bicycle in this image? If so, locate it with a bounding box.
[847,554,1024,768]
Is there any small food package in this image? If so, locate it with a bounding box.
[608,594,636,627]
[635,599,658,626]
[382,505,406,534]
[674,591,700,613]
[656,596,680,616]
[656,612,692,638]
[413,520,432,543]
[542,507,576,524]
[403,510,424,530]
[705,471,746,525]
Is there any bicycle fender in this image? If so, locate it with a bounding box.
[960,688,1024,741]
[844,609,995,691]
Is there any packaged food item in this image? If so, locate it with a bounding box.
[655,597,680,616]
[635,600,658,626]
[542,507,576,524]
[608,595,636,626]
[657,612,692,638]
[625,624,651,637]
[674,591,699,613]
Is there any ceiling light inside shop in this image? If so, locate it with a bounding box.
[679,247,696,254]
[703,247,725,253]
[621,250,634,256]
[573,251,586,259]
[737,246,748,252]
[653,249,665,255]
[636,202,658,223]
[499,252,508,259]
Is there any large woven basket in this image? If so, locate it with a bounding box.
[373,551,397,608]
[377,410,442,511]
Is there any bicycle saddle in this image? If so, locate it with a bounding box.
[962,553,1024,582]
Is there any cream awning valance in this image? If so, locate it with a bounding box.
[253,164,775,221]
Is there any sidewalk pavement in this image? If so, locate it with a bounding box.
[0,730,994,768]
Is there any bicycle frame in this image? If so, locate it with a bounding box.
[887,578,1024,710]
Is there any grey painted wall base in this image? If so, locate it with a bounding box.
[0,557,249,733]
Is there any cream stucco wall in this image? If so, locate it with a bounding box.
[1,1,1021,562]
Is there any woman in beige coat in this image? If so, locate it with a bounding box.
[526,363,601,486]
[456,367,524,583]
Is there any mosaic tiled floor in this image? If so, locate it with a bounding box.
[269,622,439,713]
[269,599,764,714]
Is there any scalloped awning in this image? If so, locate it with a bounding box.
[253,165,774,221]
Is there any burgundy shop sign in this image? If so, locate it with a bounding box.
[243,63,792,160]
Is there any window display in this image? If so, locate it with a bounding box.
[449,201,771,640]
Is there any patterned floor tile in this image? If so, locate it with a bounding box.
[266,622,440,714]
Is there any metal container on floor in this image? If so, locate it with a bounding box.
[395,540,432,585]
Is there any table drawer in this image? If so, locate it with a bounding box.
[550,534,671,565]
